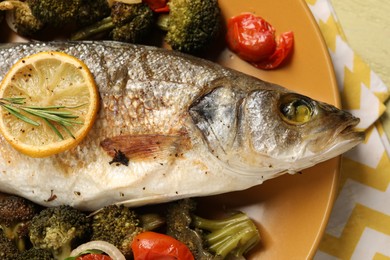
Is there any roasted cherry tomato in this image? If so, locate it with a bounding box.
[253,31,294,69]
[76,254,112,260]
[131,231,194,260]
[226,13,294,69]
[143,0,169,13]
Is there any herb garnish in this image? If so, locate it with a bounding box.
[0,97,85,140]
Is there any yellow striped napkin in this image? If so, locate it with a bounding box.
[304,0,390,259]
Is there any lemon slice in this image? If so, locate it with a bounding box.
[0,51,99,157]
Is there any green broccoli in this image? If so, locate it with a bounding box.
[166,199,260,259]
[26,0,82,27]
[90,204,165,258]
[110,2,155,43]
[90,204,144,258]
[157,0,221,54]
[0,231,19,260]
[0,0,45,37]
[166,199,214,259]
[71,2,155,44]
[0,195,40,252]
[77,0,110,26]
[28,205,91,260]
[16,247,54,260]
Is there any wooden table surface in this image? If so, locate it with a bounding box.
[330,0,390,135]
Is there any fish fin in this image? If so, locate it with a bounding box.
[100,134,188,162]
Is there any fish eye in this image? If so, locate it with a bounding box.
[279,95,314,124]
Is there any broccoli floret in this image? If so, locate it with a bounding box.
[0,195,40,252]
[26,0,82,27]
[71,2,155,44]
[0,0,45,37]
[158,0,221,54]
[16,247,54,260]
[90,204,164,258]
[166,199,260,259]
[77,0,110,26]
[110,2,155,42]
[166,199,214,259]
[0,231,19,260]
[90,204,145,258]
[29,205,91,260]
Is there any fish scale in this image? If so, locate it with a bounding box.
[0,41,363,210]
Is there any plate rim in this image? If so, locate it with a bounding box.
[298,0,341,257]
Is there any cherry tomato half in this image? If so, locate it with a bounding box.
[76,254,112,260]
[226,13,294,69]
[131,231,194,260]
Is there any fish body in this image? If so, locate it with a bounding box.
[0,41,363,210]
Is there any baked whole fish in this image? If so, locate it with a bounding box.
[0,41,364,211]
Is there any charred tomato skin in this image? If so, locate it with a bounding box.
[226,13,294,69]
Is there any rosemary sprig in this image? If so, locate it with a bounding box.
[0,97,85,140]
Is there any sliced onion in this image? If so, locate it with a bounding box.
[70,240,126,260]
[1,1,17,34]
[5,10,18,34]
[0,1,14,10]
[116,0,143,4]
[107,0,142,7]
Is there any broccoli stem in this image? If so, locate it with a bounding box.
[54,243,72,260]
[71,16,114,40]
[140,213,165,231]
[2,224,28,251]
[156,13,169,31]
[193,212,260,258]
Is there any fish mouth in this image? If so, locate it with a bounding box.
[336,116,365,145]
[308,116,365,165]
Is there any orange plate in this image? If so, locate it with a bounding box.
[2,0,339,258]
[197,0,339,259]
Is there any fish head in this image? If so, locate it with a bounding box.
[190,79,364,178]
[242,90,365,174]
